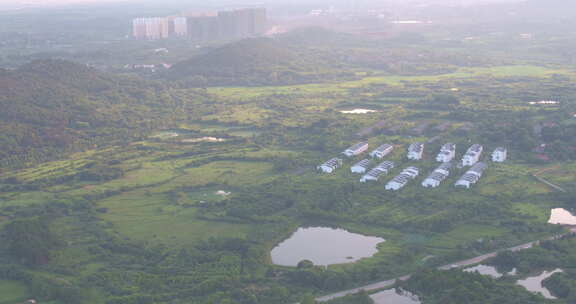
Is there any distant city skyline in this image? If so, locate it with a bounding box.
[0,0,524,6]
[0,0,134,9]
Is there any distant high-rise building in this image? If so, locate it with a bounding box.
[249,8,267,35]
[132,17,170,40]
[173,17,188,37]
[187,15,220,41]
[217,8,267,40]
[217,10,239,39]
[132,8,267,41]
[132,18,147,39]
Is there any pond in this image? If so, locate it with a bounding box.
[270,227,385,267]
[464,265,516,278]
[548,208,576,225]
[339,108,378,114]
[370,289,420,304]
[517,269,563,299]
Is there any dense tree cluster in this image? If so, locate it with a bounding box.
[401,268,549,304]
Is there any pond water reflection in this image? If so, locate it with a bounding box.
[370,289,420,304]
[270,227,385,267]
[517,269,563,299]
[464,265,516,278]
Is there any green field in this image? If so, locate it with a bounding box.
[0,280,29,304]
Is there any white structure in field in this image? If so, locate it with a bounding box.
[492,147,508,162]
[360,161,394,182]
[343,142,369,157]
[407,143,424,160]
[385,166,419,190]
[370,144,394,159]
[455,162,487,188]
[436,143,456,163]
[360,168,385,182]
[317,158,343,173]
[422,162,452,188]
[462,144,483,166]
[351,159,372,174]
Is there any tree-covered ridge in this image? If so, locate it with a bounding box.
[0,59,204,167]
[167,38,355,86]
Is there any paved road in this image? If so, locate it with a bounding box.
[315,233,570,302]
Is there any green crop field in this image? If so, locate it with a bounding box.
[0,280,29,304]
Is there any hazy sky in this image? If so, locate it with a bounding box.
[0,0,525,11]
[0,0,132,8]
[1,0,521,4]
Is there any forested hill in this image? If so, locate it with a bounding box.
[167,37,353,86]
[0,59,198,168]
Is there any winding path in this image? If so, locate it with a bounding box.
[532,166,567,193]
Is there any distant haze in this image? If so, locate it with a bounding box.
[1,0,524,7]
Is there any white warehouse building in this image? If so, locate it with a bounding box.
[360,161,394,182]
[386,167,419,191]
[492,147,508,162]
[462,144,483,166]
[436,143,456,163]
[407,143,424,160]
[455,162,488,188]
[370,144,394,159]
[422,162,453,188]
[360,168,385,182]
[343,142,369,157]
[351,159,372,174]
[317,158,343,173]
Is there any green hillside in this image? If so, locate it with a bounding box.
[0,59,201,168]
[168,37,354,86]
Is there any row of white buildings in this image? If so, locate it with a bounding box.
[318,142,507,190]
[407,142,507,166]
[343,142,394,159]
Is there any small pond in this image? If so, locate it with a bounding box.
[464,265,516,278]
[517,269,563,299]
[270,227,385,267]
[339,108,378,114]
[548,208,576,225]
[370,289,420,304]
